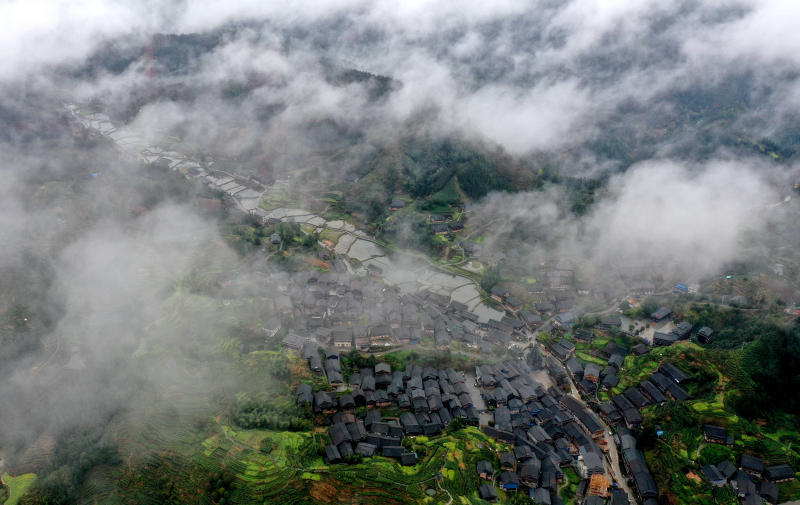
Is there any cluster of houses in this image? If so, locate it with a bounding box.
[598,364,692,503]
[650,312,714,347]
[427,213,464,235]
[550,338,629,395]
[545,335,698,503]
[488,284,580,332]
[386,204,464,236]
[474,361,635,504]
[550,335,693,431]
[475,452,629,505]
[294,360,480,465]
[614,426,659,505]
[604,362,691,430]
[701,425,797,505]
[279,270,534,358]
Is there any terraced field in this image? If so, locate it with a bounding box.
[190,424,509,505]
[2,472,36,505]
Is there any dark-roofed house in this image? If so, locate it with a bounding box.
[554,311,575,328]
[599,402,622,424]
[599,315,622,330]
[659,363,689,383]
[401,453,418,466]
[296,383,313,406]
[603,342,624,357]
[584,363,601,383]
[550,342,572,362]
[314,391,336,413]
[697,326,714,344]
[740,454,765,477]
[355,442,377,457]
[632,343,649,356]
[575,328,595,342]
[612,394,634,412]
[325,444,342,463]
[717,460,737,480]
[506,295,523,313]
[327,368,344,386]
[361,375,376,391]
[622,408,643,429]
[282,333,306,350]
[609,490,629,505]
[733,471,756,499]
[649,372,672,392]
[632,471,658,500]
[520,463,540,488]
[500,471,520,491]
[624,387,649,408]
[608,353,625,369]
[377,445,401,458]
[533,487,551,505]
[500,451,516,471]
[581,450,604,477]
[491,285,508,302]
[422,423,442,436]
[536,302,554,313]
[401,412,422,435]
[514,445,535,462]
[477,460,494,480]
[760,480,779,504]
[480,484,498,502]
[639,381,666,404]
[521,310,543,329]
[672,321,693,339]
[339,394,356,411]
[667,383,690,401]
[566,357,584,379]
[703,425,733,446]
[332,329,353,349]
[653,332,678,347]
[765,464,795,482]
[601,373,620,390]
[650,307,671,321]
[703,464,726,486]
[346,421,366,441]
[329,423,352,446]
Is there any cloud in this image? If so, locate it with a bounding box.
[470,157,786,284]
[584,159,779,277]
[2,0,798,165]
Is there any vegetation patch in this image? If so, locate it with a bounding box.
[2,473,36,505]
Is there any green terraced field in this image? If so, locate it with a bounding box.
[188,424,507,505]
[2,473,36,505]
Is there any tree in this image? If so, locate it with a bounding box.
[698,444,734,466]
[480,265,501,293]
[640,298,659,316]
[299,232,317,248]
[276,222,296,244]
[739,325,800,416]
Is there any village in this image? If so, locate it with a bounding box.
[64,102,797,505]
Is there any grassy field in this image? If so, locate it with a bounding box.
[319,228,343,244]
[420,178,462,214]
[614,340,704,393]
[193,423,509,505]
[2,473,36,505]
[631,342,800,505]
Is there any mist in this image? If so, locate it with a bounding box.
[470,158,793,290]
[1,0,800,497]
